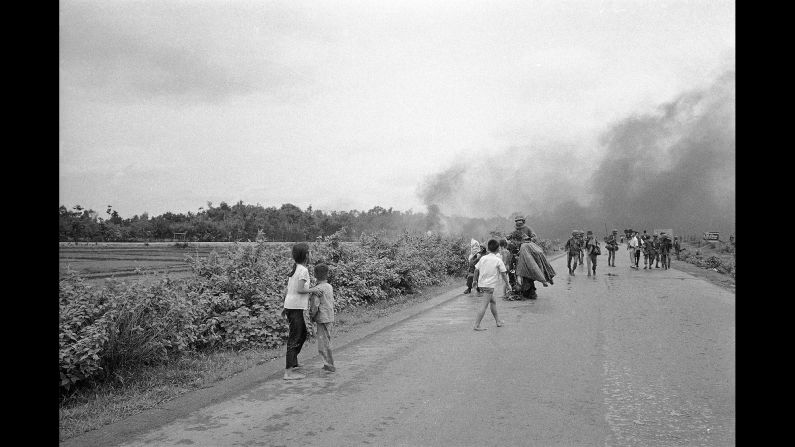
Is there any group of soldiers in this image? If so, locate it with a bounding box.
[624,229,681,270]
[466,220,687,301]
[564,229,617,277]
[563,228,682,274]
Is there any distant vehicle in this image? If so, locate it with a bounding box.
[703,232,720,241]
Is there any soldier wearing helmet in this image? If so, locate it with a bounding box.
[605,229,619,267]
[658,232,673,269]
[574,230,585,269]
[510,216,535,243]
[564,230,582,275]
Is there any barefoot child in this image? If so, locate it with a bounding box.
[308,263,335,372]
[472,239,509,331]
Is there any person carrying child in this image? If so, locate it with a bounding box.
[281,242,314,380]
[472,239,508,331]
[308,263,336,372]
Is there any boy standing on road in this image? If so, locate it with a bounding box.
[308,263,335,372]
[472,239,508,331]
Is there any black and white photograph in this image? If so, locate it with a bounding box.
[60,0,735,445]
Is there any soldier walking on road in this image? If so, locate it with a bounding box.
[659,232,673,270]
[674,236,682,260]
[564,231,581,275]
[585,230,600,277]
[641,234,652,269]
[606,229,619,267]
[652,233,661,268]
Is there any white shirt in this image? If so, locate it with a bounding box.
[283,264,310,309]
[474,253,507,289]
[629,236,639,249]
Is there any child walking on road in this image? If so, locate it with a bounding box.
[308,263,336,372]
[282,243,314,380]
[472,239,509,331]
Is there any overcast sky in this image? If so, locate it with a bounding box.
[59,0,735,219]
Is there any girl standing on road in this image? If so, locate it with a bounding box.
[282,242,314,380]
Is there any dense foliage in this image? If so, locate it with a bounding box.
[59,202,451,243]
[58,201,562,243]
[59,230,471,392]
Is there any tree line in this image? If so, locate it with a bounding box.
[58,202,453,243]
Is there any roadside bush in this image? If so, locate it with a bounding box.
[60,232,470,392]
[59,271,111,390]
[535,238,559,254]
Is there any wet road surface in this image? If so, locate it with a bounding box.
[113,253,734,446]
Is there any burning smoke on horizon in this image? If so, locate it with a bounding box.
[418,70,735,241]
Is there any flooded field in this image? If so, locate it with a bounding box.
[58,242,290,283]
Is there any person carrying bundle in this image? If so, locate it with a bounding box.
[509,222,555,299]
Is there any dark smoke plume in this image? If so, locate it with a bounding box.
[418,70,735,242]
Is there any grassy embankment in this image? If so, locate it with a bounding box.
[673,239,736,292]
[58,275,459,441]
[59,240,466,440]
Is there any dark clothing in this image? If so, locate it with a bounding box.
[519,278,537,298]
[567,252,579,271]
[606,235,619,251]
[285,309,307,369]
[564,237,582,255]
[465,253,481,291]
[467,253,480,274]
[516,241,555,284]
[659,237,672,254]
[606,235,617,265]
[514,228,536,239]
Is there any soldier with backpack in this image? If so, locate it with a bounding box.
[659,232,673,269]
[651,233,661,268]
[606,229,619,267]
[564,230,582,275]
[584,230,601,277]
[575,230,585,270]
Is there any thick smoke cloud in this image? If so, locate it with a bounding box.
[418,70,735,242]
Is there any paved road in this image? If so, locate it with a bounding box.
[106,251,735,446]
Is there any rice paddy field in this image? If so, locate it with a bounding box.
[59,242,292,283]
